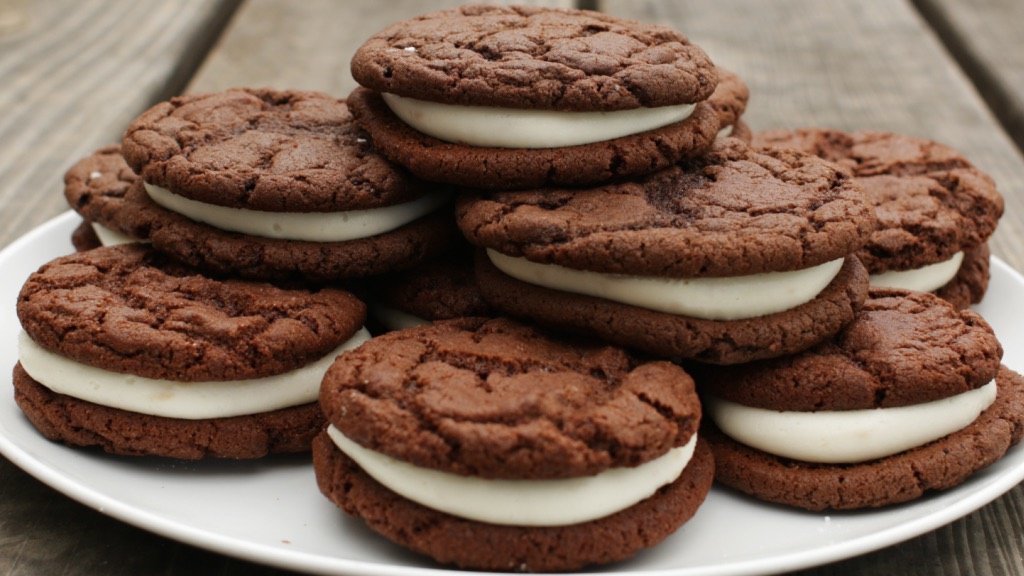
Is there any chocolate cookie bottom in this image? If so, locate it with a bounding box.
[705,365,1024,511]
[14,364,323,459]
[112,181,457,282]
[313,432,714,572]
[476,253,870,365]
[71,220,101,251]
[934,243,991,309]
[348,87,720,190]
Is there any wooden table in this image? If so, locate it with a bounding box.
[1,1,1023,574]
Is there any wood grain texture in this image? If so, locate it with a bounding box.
[0,2,267,576]
[0,0,239,250]
[915,0,1024,151]
[598,4,1024,574]
[601,0,1024,276]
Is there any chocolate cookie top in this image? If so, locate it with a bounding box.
[64,145,137,217]
[63,145,144,241]
[707,68,748,131]
[694,289,1003,410]
[18,245,366,381]
[320,317,700,479]
[122,88,431,212]
[457,138,876,277]
[753,129,1004,272]
[350,5,717,111]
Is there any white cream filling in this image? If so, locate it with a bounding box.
[18,328,370,419]
[707,380,997,464]
[90,222,139,246]
[370,304,428,331]
[870,251,964,293]
[716,124,735,140]
[381,92,696,149]
[328,425,695,526]
[488,249,844,321]
[144,182,449,242]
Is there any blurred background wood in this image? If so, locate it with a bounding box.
[915,0,1024,151]
[0,0,240,249]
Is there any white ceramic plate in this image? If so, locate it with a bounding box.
[2,211,1023,576]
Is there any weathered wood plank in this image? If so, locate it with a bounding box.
[0,0,240,250]
[601,0,1024,276]
[914,0,1024,151]
[0,2,251,576]
[600,2,1024,575]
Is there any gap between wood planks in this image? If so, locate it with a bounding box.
[911,0,1024,154]
[149,0,245,105]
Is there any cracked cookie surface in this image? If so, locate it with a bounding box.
[707,68,749,133]
[122,88,431,211]
[752,128,1004,273]
[476,251,869,365]
[935,242,991,309]
[457,138,876,277]
[319,317,701,479]
[364,244,493,321]
[692,289,1003,410]
[313,430,714,571]
[64,145,139,246]
[17,244,366,381]
[350,4,717,111]
[104,181,457,282]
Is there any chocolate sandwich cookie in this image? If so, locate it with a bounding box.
[348,5,721,189]
[753,128,1004,308]
[707,69,750,142]
[314,317,713,571]
[70,222,101,251]
[695,289,1024,511]
[14,244,370,459]
[457,138,876,364]
[119,88,455,281]
[360,244,493,331]
[64,145,141,250]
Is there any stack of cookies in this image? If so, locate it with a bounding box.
[10,3,1024,573]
